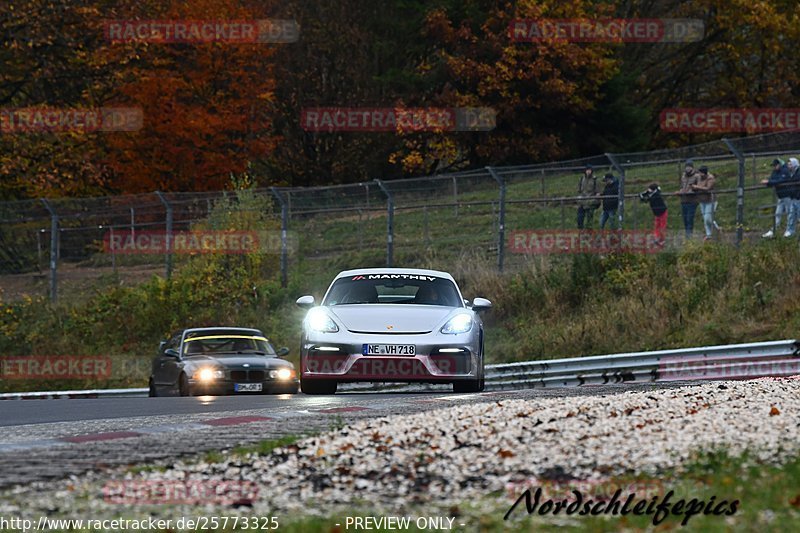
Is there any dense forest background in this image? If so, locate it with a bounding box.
[1,0,798,199]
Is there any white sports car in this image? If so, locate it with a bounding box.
[296,268,491,394]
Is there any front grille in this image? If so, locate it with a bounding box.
[230,370,264,382]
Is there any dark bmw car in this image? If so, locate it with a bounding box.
[149,327,299,396]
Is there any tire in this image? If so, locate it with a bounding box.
[301,378,337,395]
[453,379,482,393]
[178,374,191,397]
[148,378,158,397]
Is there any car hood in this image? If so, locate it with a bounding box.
[184,354,292,369]
[327,304,456,333]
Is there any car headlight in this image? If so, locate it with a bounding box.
[195,367,225,381]
[306,308,339,333]
[270,368,295,380]
[441,314,473,334]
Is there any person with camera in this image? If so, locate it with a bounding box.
[690,166,716,241]
[760,158,792,238]
[599,173,619,229]
[577,164,600,229]
[677,159,699,238]
[639,182,668,246]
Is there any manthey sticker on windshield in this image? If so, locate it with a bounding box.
[351,274,437,281]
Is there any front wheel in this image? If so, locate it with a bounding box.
[301,378,337,395]
[178,374,191,396]
[453,378,483,393]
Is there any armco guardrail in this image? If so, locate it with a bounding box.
[1,340,798,399]
[486,339,800,390]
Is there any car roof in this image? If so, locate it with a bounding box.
[182,327,263,335]
[334,267,456,282]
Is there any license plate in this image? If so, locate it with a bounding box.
[234,383,263,392]
[362,344,416,356]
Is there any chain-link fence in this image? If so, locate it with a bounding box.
[2,130,799,302]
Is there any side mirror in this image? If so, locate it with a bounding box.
[471,297,492,312]
[296,295,315,308]
[158,340,167,352]
[164,348,180,359]
[276,347,290,357]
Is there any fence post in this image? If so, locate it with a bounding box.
[40,199,58,303]
[606,153,625,227]
[375,179,394,267]
[722,138,745,247]
[270,187,289,288]
[486,166,505,273]
[154,192,173,278]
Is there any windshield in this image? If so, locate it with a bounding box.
[323,275,462,307]
[182,335,276,356]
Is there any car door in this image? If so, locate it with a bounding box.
[154,332,182,389]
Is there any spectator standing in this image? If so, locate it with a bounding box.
[639,182,668,246]
[677,159,699,238]
[577,164,600,229]
[691,165,716,241]
[760,158,792,238]
[599,173,619,229]
[786,157,800,237]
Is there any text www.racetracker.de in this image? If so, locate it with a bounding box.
[0,515,280,531]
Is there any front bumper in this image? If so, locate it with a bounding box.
[188,378,299,395]
[301,331,481,383]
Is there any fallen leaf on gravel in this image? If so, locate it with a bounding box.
[498,449,515,458]
[316,448,325,457]
[770,406,781,416]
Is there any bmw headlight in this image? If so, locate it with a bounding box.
[195,367,225,381]
[306,308,339,333]
[270,368,295,380]
[441,313,473,334]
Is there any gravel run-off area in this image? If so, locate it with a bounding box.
[1,377,798,521]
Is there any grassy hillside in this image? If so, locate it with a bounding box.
[1,238,798,392]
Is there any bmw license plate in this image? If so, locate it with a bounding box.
[234,383,263,392]
[362,344,416,356]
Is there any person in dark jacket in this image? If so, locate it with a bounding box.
[760,158,792,238]
[599,173,619,229]
[677,159,699,238]
[639,182,667,245]
[786,157,800,237]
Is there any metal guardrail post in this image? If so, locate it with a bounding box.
[723,139,745,247]
[40,199,58,303]
[154,192,173,279]
[486,166,505,273]
[606,153,625,227]
[270,187,289,288]
[375,179,394,267]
